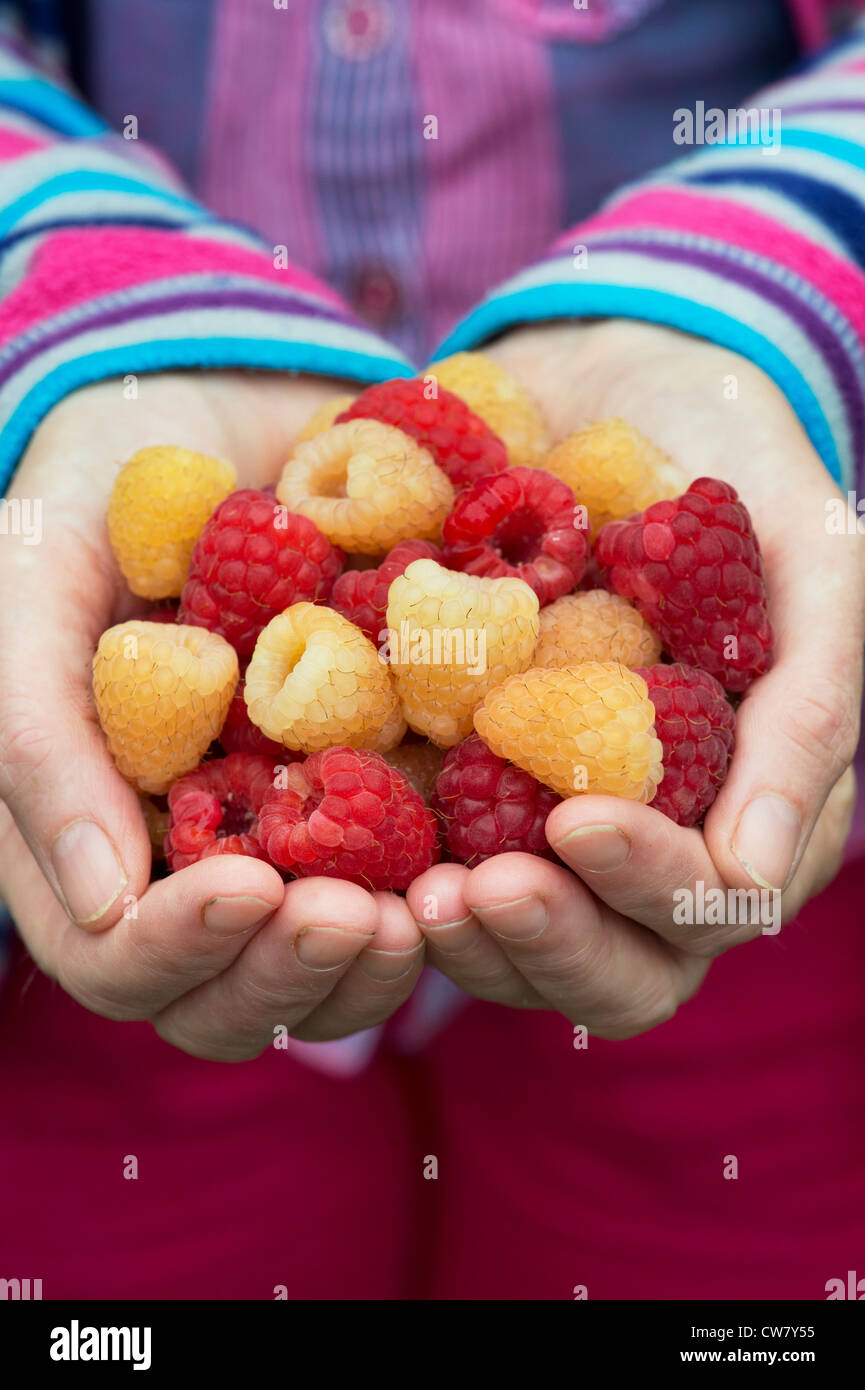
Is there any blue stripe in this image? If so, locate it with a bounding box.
[0,77,107,136]
[433,282,844,485]
[685,166,865,268]
[679,127,865,175]
[0,338,413,493]
[0,171,209,238]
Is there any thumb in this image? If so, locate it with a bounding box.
[0,551,151,932]
[704,512,864,896]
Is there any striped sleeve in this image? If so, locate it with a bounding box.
[434,20,865,492]
[0,34,411,492]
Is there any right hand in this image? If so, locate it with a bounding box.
[0,370,424,1059]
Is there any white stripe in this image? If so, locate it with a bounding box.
[0,139,190,202]
[620,142,865,205]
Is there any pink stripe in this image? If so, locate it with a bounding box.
[414,0,561,349]
[199,0,324,279]
[0,227,345,339]
[553,187,865,337]
[0,128,49,159]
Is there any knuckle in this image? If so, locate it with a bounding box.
[592,979,679,1040]
[777,676,860,775]
[0,709,55,802]
[152,1017,263,1062]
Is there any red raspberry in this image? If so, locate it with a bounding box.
[330,538,442,643]
[178,489,343,658]
[441,466,588,606]
[336,378,509,489]
[219,678,296,759]
[141,603,179,623]
[595,477,774,692]
[432,733,561,866]
[164,753,279,871]
[636,663,735,827]
[258,746,439,890]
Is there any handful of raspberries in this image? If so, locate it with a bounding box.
[94,356,773,891]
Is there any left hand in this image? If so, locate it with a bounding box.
[407,319,863,1037]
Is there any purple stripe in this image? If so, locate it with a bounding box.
[780,102,865,115]
[578,233,865,463]
[0,285,355,387]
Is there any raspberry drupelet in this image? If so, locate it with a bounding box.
[637,663,735,826]
[433,733,561,865]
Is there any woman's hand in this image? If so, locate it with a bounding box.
[0,371,424,1058]
[407,319,864,1037]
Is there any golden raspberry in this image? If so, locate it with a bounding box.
[534,591,662,670]
[140,795,170,859]
[93,621,238,794]
[431,351,549,467]
[382,741,445,801]
[276,419,454,554]
[108,446,236,598]
[543,418,685,537]
[244,602,402,753]
[474,662,664,801]
[294,394,357,444]
[385,558,539,748]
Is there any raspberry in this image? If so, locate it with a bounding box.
[431,352,549,468]
[258,746,439,890]
[244,602,403,753]
[141,603,179,624]
[595,477,774,692]
[93,621,238,794]
[294,393,357,444]
[385,558,539,747]
[140,795,170,860]
[543,418,685,537]
[442,466,588,606]
[382,740,445,801]
[219,679,291,759]
[432,733,561,866]
[331,538,442,643]
[108,446,237,598]
[277,419,454,554]
[636,663,735,827]
[336,377,509,489]
[534,591,661,670]
[178,488,343,659]
[164,753,278,871]
[474,662,664,801]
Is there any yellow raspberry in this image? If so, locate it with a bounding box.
[244,602,402,753]
[93,621,238,794]
[382,741,445,801]
[108,446,236,598]
[140,795,170,859]
[474,662,664,801]
[534,591,662,670]
[385,558,539,748]
[431,351,549,467]
[543,418,685,537]
[276,419,454,554]
[294,394,357,444]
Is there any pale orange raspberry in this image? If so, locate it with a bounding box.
[382,741,445,801]
[294,394,357,444]
[93,621,238,794]
[244,602,402,753]
[108,446,236,598]
[474,661,664,801]
[430,351,549,467]
[542,418,685,537]
[534,590,661,670]
[385,558,539,748]
[276,419,454,554]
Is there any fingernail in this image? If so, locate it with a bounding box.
[553,824,631,872]
[203,896,276,937]
[52,819,127,924]
[420,914,478,955]
[732,794,801,892]
[356,943,424,983]
[476,894,548,941]
[295,926,374,971]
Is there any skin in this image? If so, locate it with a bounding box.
[407,320,865,1036]
[0,319,862,1055]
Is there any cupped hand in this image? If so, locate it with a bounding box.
[408,319,864,1036]
[0,371,423,1057]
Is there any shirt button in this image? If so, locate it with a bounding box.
[350,262,402,327]
[323,1,393,62]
